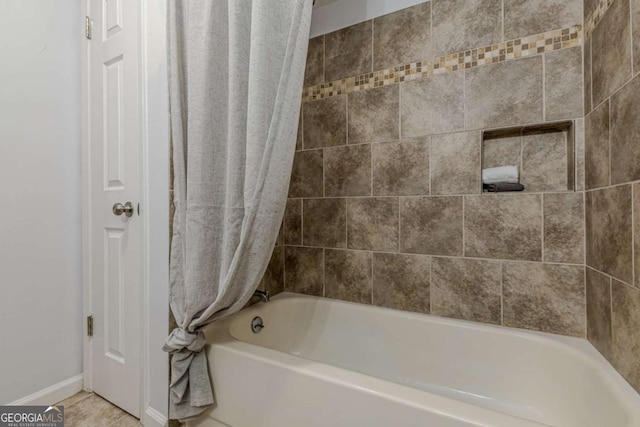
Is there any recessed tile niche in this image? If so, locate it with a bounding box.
[482,121,575,193]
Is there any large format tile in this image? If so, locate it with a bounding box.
[466,56,543,130]
[303,96,347,149]
[591,0,632,106]
[504,0,583,40]
[373,3,431,70]
[373,253,430,314]
[521,131,569,192]
[545,47,583,121]
[482,135,521,169]
[324,144,371,196]
[304,36,324,87]
[400,196,463,256]
[465,194,542,261]
[635,184,640,288]
[585,100,610,189]
[325,21,372,81]
[586,185,633,284]
[325,249,372,304]
[284,246,324,296]
[503,262,585,336]
[431,0,501,56]
[543,192,584,264]
[284,199,302,245]
[372,137,430,196]
[64,394,126,427]
[401,71,465,137]
[57,391,92,407]
[431,257,501,324]
[430,131,481,195]
[611,281,640,393]
[348,85,400,144]
[610,74,640,184]
[289,150,323,197]
[634,0,640,74]
[263,246,284,296]
[303,198,347,248]
[347,197,399,251]
[587,267,612,360]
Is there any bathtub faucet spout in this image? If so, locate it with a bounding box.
[253,289,270,303]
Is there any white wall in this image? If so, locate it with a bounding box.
[310,0,428,37]
[0,0,83,404]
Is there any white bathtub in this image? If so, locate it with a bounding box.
[188,293,640,427]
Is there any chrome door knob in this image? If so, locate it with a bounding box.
[112,202,135,217]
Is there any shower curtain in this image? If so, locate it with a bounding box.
[163,0,312,420]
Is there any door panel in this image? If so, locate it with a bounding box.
[88,0,141,416]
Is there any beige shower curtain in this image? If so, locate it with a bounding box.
[163,0,312,420]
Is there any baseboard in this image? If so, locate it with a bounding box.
[9,374,84,406]
[143,406,168,427]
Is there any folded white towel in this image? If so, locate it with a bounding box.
[482,165,519,184]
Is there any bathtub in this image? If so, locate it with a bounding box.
[188,293,640,427]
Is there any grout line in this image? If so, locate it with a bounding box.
[608,97,612,186]
[500,261,504,326]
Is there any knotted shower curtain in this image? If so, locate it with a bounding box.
[164,0,312,420]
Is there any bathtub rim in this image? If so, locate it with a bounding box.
[201,292,640,427]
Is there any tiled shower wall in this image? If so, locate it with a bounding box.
[262,0,591,337]
[583,0,640,393]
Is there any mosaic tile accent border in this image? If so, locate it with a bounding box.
[584,0,615,37]
[302,25,582,103]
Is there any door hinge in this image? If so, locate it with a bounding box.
[87,315,94,337]
[85,16,93,40]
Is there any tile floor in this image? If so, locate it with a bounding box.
[56,391,141,427]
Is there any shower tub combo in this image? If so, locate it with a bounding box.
[188,293,640,427]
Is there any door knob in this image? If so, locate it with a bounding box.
[112,202,135,217]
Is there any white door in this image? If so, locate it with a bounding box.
[87,0,141,417]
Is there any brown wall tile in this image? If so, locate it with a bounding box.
[610,74,640,185]
[591,0,632,106]
[401,71,465,137]
[611,281,640,393]
[348,85,400,144]
[296,108,303,151]
[372,138,430,196]
[325,249,372,304]
[431,257,501,324]
[584,38,592,114]
[284,246,324,296]
[304,36,324,87]
[635,184,640,288]
[284,199,302,245]
[545,47,584,121]
[431,0,501,56]
[324,144,371,196]
[634,0,640,74]
[503,262,585,336]
[263,246,284,296]
[303,96,347,149]
[543,193,584,264]
[347,197,399,251]
[574,118,586,191]
[586,185,633,284]
[587,267,612,360]
[521,131,569,192]
[373,3,431,70]
[325,21,373,81]
[465,194,542,261]
[482,135,522,169]
[465,56,543,130]
[373,253,430,314]
[400,196,463,256]
[303,198,347,248]
[289,150,323,198]
[430,131,481,195]
[585,100,610,189]
[584,0,598,20]
[504,0,582,40]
